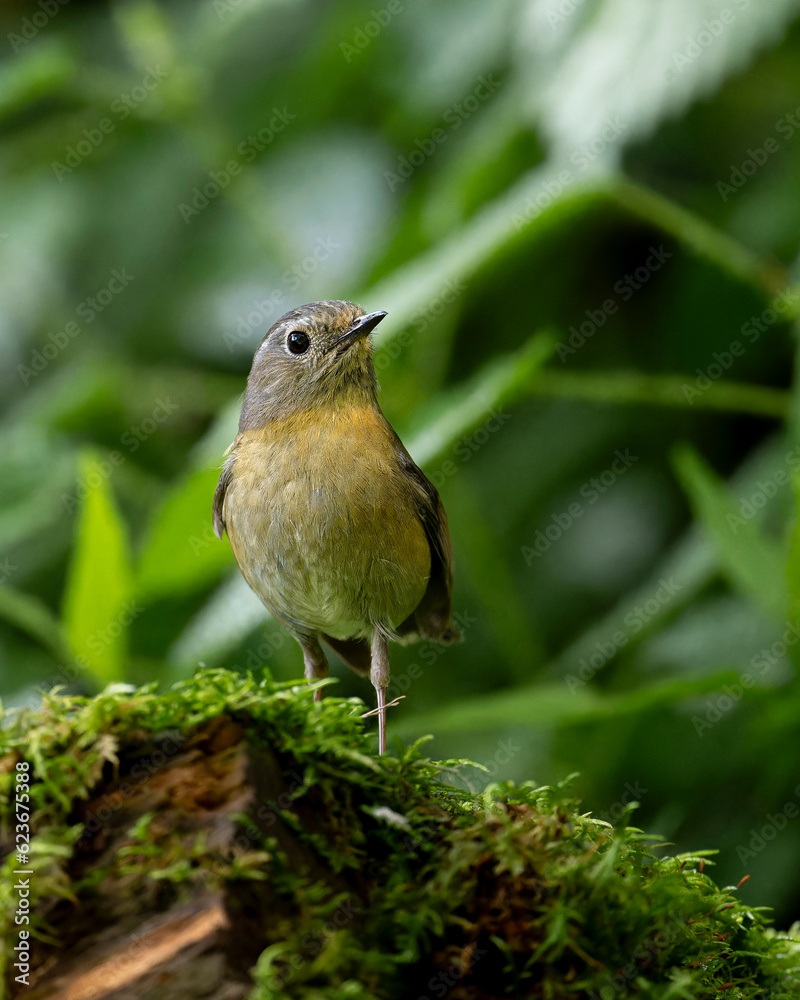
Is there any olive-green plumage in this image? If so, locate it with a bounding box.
[213,300,457,753]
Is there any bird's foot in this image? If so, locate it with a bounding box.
[376,686,387,755]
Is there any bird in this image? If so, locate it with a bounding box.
[213,300,457,754]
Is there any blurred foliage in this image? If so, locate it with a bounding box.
[2,0,800,931]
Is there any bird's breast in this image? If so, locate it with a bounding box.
[223,406,431,638]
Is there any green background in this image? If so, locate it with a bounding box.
[2,0,800,928]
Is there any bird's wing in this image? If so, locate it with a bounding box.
[389,432,457,642]
[212,438,239,540]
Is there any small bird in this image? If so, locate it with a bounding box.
[213,300,457,754]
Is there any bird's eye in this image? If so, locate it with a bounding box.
[287,330,310,355]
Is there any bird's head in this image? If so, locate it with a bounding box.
[239,300,387,429]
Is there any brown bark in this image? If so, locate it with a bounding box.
[16,716,356,1000]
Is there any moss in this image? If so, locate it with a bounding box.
[0,669,798,999]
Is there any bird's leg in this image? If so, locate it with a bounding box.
[300,637,329,702]
[370,630,391,755]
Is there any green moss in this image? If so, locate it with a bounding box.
[1,669,798,999]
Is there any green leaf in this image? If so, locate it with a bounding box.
[168,574,270,671]
[530,369,789,419]
[532,0,800,158]
[420,0,800,292]
[0,426,77,553]
[366,168,598,345]
[399,671,743,737]
[673,445,787,622]
[446,487,545,678]
[0,585,71,664]
[112,0,176,74]
[62,451,134,686]
[405,331,556,467]
[0,42,74,123]
[786,470,800,623]
[135,465,234,600]
[544,434,794,684]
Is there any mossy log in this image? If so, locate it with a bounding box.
[0,671,798,1000]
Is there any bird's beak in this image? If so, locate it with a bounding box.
[334,310,387,353]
